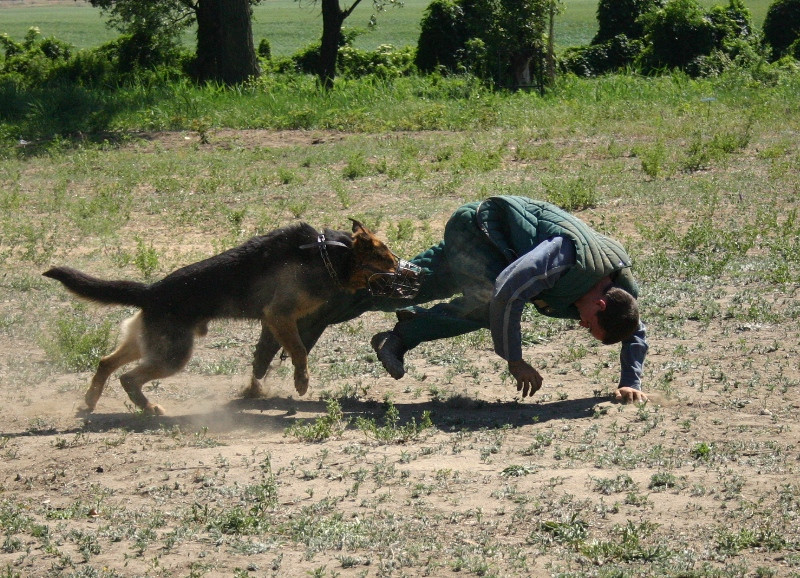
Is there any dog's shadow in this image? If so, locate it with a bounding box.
[64,394,613,436]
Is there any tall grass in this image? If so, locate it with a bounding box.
[3,68,798,146]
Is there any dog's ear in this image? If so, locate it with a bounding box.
[350,219,372,236]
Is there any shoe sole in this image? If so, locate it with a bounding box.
[370,332,406,379]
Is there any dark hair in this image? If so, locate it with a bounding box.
[596,286,639,345]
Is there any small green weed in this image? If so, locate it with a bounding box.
[285,398,349,442]
[590,473,637,495]
[648,472,678,491]
[42,309,112,371]
[691,442,712,461]
[133,235,160,280]
[537,514,588,546]
[355,400,433,443]
[544,176,598,210]
[638,141,668,179]
[342,153,370,180]
[581,520,668,564]
[501,464,537,477]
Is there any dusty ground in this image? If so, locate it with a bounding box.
[1,129,799,577]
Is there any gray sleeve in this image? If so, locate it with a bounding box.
[619,321,648,390]
[490,237,575,361]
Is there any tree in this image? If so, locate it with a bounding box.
[316,0,400,89]
[415,0,466,72]
[319,0,357,89]
[638,0,715,70]
[593,0,664,44]
[490,0,552,87]
[89,0,260,85]
[415,0,554,88]
[762,0,800,60]
[194,0,260,84]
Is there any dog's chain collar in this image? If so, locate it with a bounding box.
[299,234,349,289]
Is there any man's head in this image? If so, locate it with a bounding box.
[576,282,639,345]
[596,286,639,344]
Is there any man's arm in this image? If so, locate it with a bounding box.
[490,237,575,396]
[616,321,648,402]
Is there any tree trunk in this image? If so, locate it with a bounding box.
[546,0,556,85]
[195,0,260,85]
[512,54,533,87]
[319,0,346,89]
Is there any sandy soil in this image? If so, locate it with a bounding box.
[1,129,799,577]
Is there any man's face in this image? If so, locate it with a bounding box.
[578,300,607,342]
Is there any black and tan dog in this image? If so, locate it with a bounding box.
[44,220,416,415]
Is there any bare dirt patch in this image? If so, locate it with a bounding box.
[1,129,799,577]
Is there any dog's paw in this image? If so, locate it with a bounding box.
[243,385,263,398]
[243,376,265,398]
[144,404,166,416]
[294,377,309,396]
[294,366,309,396]
[76,405,95,417]
[84,394,100,412]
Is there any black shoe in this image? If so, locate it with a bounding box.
[370,331,406,379]
[395,308,416,322]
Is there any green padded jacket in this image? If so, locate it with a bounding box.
[473,195,638,318]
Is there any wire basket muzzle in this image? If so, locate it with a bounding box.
[367,260,422,298]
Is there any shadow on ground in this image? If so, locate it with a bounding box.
[1,394,615,438]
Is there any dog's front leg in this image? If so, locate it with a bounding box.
[262,313,310,396]
[246,320,282,398]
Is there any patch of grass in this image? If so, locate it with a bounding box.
[285,398,350,442]
[41,308,112,372]
[544,176,598,210]
[590,473,638,495]
[355,399,433,443]
[537,515,588,546]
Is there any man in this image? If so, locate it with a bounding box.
[371,196,647,402]
[293,196,648,402]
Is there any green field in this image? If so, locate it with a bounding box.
[0,69,799,576]
[0,0,772,56]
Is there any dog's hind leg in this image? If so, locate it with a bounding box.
[118,322,195,415]
[118,364,172,415]
[84,313,143,413]
[245,320,282,398]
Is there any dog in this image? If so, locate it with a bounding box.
[43,220,420,415]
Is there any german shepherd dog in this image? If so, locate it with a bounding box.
[43,220,418,415]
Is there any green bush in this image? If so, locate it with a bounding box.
[639,0,716,72]
[257,38,271,60]
[561,34,644,76]
[593,0,664,44]
[0,28,74,88]
[636,0,757,75]
[415,0,467,73]
[708,0,753,44]
[338,44,415,78]
[762,0,800,60]
[1,27,188,91]
[567,0,757,78]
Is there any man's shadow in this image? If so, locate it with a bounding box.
[10,394,615,437]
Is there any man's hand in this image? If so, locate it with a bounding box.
[615,386,648,403]
[508,359,543,398]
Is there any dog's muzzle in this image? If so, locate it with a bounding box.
[367,260,422,299]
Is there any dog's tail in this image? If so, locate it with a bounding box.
[43,266,149,308]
